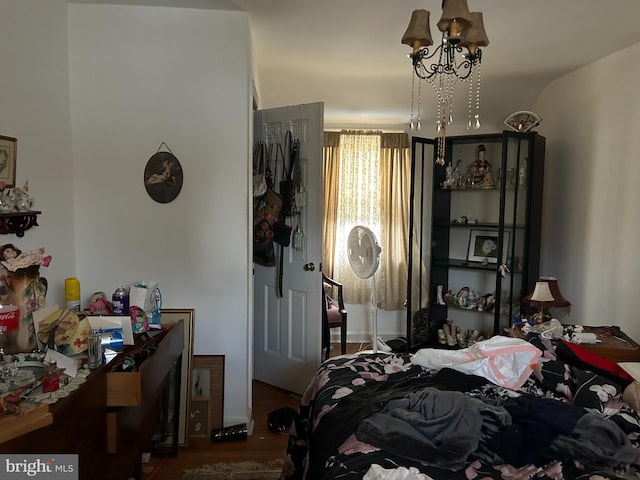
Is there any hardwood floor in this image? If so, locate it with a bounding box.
[141,381,299,479]
[142,343,365,479]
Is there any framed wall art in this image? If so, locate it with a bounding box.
[0,135,17,187]
[188,398,210,438]
[467,230,510,264]
[157,308,194,447]
[189,355,225,437]
[144,143,183,203]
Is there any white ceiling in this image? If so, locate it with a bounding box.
[231,0,640,132]
[73,0,640,133]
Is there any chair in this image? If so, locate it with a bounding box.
[322,273,347,360]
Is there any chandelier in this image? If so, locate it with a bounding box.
[402,0,488,165]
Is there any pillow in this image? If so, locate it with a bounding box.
[325,295,333,310]
[623,381,640,411]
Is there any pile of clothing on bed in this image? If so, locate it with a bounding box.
[281,333,640,480]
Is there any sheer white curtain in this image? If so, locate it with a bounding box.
[322,130,410,310]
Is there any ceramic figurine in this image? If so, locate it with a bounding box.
[469,144,495,188]
[456,287,470,308]
[519,158,528,186]
[442,161,454,188]
[436,285,445,305]
[11,187,32,211]
[42,363,61,393]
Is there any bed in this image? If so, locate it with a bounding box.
[281,333,640,480]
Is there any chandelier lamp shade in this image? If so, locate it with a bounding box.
[402,0,488,165]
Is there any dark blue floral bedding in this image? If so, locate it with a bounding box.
[281,335,640,480]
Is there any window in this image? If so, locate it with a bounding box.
[323,130,410,310]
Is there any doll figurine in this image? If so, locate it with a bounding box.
[0,244,51,352]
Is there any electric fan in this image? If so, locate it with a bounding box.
[346,226,384,352]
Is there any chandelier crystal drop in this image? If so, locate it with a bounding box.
[402,0,488,162]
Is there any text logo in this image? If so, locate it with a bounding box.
[1,455,78,479]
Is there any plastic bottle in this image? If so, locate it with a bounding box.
[65,277,81,312]
[87,328,103,369]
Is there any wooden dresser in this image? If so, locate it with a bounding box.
[0,320,183,480]
[574,325,640,363]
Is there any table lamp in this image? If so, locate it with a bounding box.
[539,276,571,320]
[528,281,555,324]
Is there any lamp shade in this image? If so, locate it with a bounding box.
[540,276,571,308]
[460,11,489,53]
[523,276,571,313]
[402,9,433,52]
[437,0,473,35]
[530,282,554,303]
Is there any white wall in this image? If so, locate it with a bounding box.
[533,42,640,341]
[0,0,76,302]
[0,0,252,428]
[67,3,251,423]
[336,305,404,344]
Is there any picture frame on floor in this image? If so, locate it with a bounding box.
[190,355,225,437]
[189,398,210,437]
[158,308,194,447]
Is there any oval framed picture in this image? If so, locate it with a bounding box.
[144,151,183,203]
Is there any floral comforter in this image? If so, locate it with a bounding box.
[281,335,640,480]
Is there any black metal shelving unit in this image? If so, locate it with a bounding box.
[407,131,545,350]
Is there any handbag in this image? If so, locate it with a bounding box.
[253,189,283,248]
[279,131,303,217]
[272,220,292,247]
[252,142,268,197]
[253,145,282,266]
[267,406,296,433]
[254,240,276,267]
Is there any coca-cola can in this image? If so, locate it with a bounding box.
[0,305,19,332]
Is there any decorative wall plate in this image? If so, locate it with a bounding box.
[144,149,183,203]
[504,111,542,132]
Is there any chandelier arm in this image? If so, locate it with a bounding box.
[411,45,482,81]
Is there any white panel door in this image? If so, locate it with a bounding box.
[253,102,323,395]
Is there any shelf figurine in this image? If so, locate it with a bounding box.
[469,144,495,188]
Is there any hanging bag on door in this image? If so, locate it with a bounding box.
[279,131,303,217]
[253,188,282,266]
[252,142,268,197]
[272,140,292,247]
[253,143,282,266]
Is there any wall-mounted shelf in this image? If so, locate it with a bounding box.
[0,210,41,237]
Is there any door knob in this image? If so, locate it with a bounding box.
[304,262,316,271]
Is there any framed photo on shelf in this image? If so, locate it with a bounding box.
[189,355,225,437]
[467,230,510,264]
[0,135,17,187]
[158,308,194,447]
